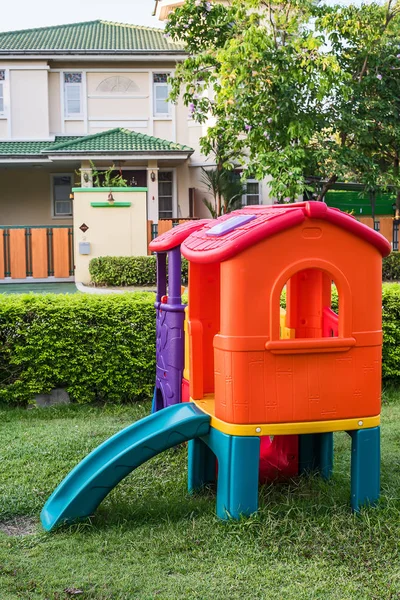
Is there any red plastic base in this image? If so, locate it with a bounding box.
[259,435,299,482]
[181,379,190,403]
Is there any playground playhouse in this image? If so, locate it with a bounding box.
[41,202,390,531]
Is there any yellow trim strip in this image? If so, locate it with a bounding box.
[191,398,380,436]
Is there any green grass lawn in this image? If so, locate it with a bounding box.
[1,395,400,600]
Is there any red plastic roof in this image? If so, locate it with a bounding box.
[149,219,211,252]
[179,202,391,263]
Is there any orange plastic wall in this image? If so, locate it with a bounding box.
[286,269,332,337]
[188,261,220,399]
[212,218,383,424]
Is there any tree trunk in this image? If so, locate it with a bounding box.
[394,156,400,214]
[217,192,222,216]
[216,159,223,216]
[316,174,338,202]
[370,189,376,221]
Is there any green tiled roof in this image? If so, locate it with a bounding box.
[0,137,79,157]
[45,128,193,154]
[0,20,184,54]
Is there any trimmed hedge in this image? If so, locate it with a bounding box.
[88,253,400,287]
[382,284,400,380]
[0,293,156,405]
[89,256,189,287]
[383,253,400,282]
[1,283,400,406]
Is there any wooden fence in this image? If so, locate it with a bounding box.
[0,226,74,280]
[357,216,398,250]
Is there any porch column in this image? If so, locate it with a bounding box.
[80,160,93,188]
[147,161,159,224]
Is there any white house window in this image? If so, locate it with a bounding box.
[158,171,173,219]
[52,175,73,217]
[64,72,83,118]
[153,73,171,117]
[243,180,261,205]
[0,70,5,115]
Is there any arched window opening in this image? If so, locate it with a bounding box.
[96,76,139,94]
[279,268,339,340]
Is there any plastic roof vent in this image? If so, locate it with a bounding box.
[206,214,256,237]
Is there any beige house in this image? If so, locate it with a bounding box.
[0,19,269,282]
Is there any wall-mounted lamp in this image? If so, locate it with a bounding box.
[108,192,114,203]
[150,171,156,183]
[83,172,89,183]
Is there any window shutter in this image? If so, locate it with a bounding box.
[154,84,169,116]
[158,172,173,219]
[245,182,260,206]
[65,83,81,116]
[0,83,4,114]
[53,175,73,217]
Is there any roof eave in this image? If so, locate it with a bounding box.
[0,156,53,162]
[0,50,186,57]
[46,151,193,160]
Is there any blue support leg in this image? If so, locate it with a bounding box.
[203,428,260,520]
[319,432,334,480]
[188,438,216,493]
[348,426,380,512]
[151,387,157,414]
[298,433,333,479]
[299,434,318,474]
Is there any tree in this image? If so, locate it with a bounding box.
[166,0,400,204]
[312,1,400,207]
[200,167,246,217]
[166,0,338,201]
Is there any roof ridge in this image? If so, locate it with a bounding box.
[0,20,101,37]
[0,20,185,54]
[0,20,169,37]
[43,128,122,152]
[98,20,167,33]
[40,127,193,154]
[0,136,83,157]
[131,129,192,148]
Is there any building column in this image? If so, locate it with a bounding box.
[147,161,159,224]
[80,160,93,188]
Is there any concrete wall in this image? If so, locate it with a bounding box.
[64,120,86,135]
[46,66,182,142]
[176,163,191,218]
[10,69,50,139]
[72,188,148,283]
[0,168,74,226]
[0,121,7,138]
[0,61,50,141]
[48,72,61,134]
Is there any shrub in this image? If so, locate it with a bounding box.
[382,253,400,282]
[89,256,189,287]
[1,282,399,406]
[0,293,156,405]
[90,256,157,287]
[90,254,398,287]
[382,283,400,381]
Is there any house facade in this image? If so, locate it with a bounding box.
[0,19,270,282]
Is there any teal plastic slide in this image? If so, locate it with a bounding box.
[41,403,210,531]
